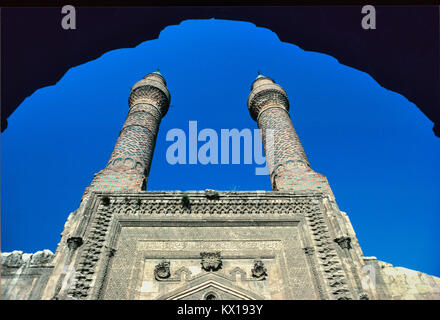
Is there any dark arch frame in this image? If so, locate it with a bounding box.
[2,6,438,135]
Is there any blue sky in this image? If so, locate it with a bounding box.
[2,19,439,276]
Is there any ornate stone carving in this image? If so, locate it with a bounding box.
[157,272,265,300]
[251,260,268,280]
[334,237,352,250]
[181,193,191,209]
[200,252,222,272]
[204,291,219,300]
[1,251,26,267]
[250,90,290,119]
[128,85,170,117]
[67,237,83,251]
[305,201,353,300]
[110,192,316,216]
[173,266,192,281]
[154,260,171,280]
[67,204,113,299]
[247,76,290,121]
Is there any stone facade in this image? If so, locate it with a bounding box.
[363,257,440,300]
[1,73,439,300]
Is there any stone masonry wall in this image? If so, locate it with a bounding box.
[363,257,440,300]
[1,250,54,300]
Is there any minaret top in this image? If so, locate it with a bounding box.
[129,71,171,117]
[247,74,289,121]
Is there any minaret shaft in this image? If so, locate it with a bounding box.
[248,75,332,194]
[258,106,311,174]
[82,72,170,199]
[107,105,161,175]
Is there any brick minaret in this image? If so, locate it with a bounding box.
[83,71,170,199]
[248,74,332,194]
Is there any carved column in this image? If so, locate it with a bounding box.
[247,74,331,194]
[83,72,170,199]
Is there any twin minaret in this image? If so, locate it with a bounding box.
[83,71,330,198]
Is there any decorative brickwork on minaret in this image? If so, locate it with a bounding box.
[82,72,170,199]
[248,75,333,195]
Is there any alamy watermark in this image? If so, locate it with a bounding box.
[61,5,76,30]
[361,5,376,30]
[62,5,376,31]
[165,121,273,176]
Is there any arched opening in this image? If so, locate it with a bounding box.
[204,292,218,300]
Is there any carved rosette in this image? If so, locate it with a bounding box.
[200,252,222,272]
[67,192,357,300]
[67,237,83,251]
[251,260,268,280]
[68,203,114,299]
[110,194,315,216]
[305,201,353,300]
[154,260,171,280]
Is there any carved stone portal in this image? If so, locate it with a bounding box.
[156,272,265,300]
[251,260,268,280]
[154,260,171,280]
[204,292,219,300]
[200,252,222,271]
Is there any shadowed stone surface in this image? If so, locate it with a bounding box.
[363,257,440,300]
[2,192,439,300]
[82,72,170,200]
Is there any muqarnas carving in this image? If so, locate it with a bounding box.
[251,260,268,280]
[154,260,171,280]
[200,252,222,271]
